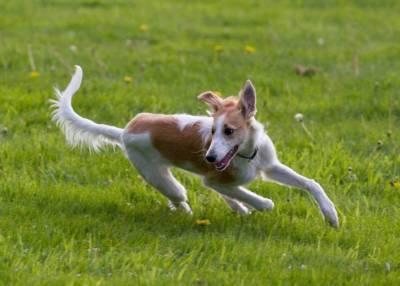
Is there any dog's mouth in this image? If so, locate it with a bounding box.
[215,145,239,171]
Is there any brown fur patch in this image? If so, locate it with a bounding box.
[125,113,236,183]
[212,97,250,130]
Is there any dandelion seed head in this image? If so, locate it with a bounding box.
[350,174,358,182]
[385,262,391,272]
[69,45,77,53]
[294,113,304,122]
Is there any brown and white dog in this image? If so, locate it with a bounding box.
[51,66,339,228]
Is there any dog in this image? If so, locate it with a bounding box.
[51,66,339,228]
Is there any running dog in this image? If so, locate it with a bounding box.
[51,66,339,228]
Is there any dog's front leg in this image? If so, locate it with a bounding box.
[220,194,251,215]
[263,163,339,228]
[205,182,274,212]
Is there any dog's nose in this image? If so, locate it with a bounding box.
[205,155,216,163]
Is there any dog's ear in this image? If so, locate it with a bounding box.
[239,80,256,119]
[197,91,223,111]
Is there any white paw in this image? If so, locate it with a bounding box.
[233,203,252,215]
[178,201,193,215]
[308,181,339,228]
[257,198,275,211]
[321,201,339,228]
[168,201,193,215]
[168,201,177,211]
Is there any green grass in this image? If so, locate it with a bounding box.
[1,0,400,285]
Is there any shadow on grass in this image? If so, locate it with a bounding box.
[1,186,340,249]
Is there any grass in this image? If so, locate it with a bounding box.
[1,0,400,284]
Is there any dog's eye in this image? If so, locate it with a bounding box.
[224,127,234,136]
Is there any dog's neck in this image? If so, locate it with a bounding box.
[239,118,264,158]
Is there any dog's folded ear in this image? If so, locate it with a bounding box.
[239,80,257,119]
[197,91,223,111]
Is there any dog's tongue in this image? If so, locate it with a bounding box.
[216,145,238,171]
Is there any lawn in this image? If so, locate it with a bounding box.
[1,0,400,285]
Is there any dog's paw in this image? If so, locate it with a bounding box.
[308,181,339,228]
[225,199,252,215]
[257,198,275,211]
[168,201,178,212]
[168,201,193,215]
[234,202,252,215]
[179,202,193,215]
[321,201,339,228]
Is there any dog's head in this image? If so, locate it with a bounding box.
[198,80,257,171]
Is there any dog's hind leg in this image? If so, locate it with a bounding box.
[146,167,192,214]
[136,163,192,214]
[124,145,192,214]
[263,163,339,228]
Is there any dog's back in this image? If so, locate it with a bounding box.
[124,113,214,174]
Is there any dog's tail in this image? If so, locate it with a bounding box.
[50,66,123,152]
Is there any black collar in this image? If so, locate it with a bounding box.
[237,147,258,160]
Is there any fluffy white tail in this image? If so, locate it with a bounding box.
[50,66,123,152]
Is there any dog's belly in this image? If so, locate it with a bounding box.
[169,160,257,188]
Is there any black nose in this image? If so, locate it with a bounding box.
[206,155,216,163]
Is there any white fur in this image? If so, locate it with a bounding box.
[122,131,192,213]
[50,66,123,152]
[52,68,339,228]
[206,114,231,161]
[173,114,212,143]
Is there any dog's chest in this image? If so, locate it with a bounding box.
[206,159,259,186]
[232,160,259,184]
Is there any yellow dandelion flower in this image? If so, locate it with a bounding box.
[123,76,133,83]
[390,180,400,189]
[214,45,224,53]
[196,219,211,226]
[30,71,40,78]
[139,24,149,32]
[244,45,256,54]
[213,91,222,97]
